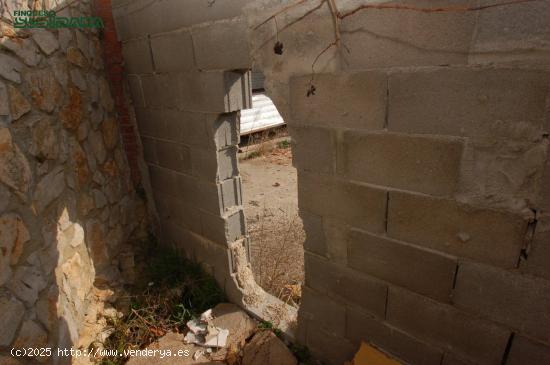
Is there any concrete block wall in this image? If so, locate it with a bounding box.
[112,0,550,364]
[126,59,251,287]
[277,2,550,364]
[111,0,300,330]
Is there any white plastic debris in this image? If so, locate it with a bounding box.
[187,319,207,334]
[204,328,228,348]
[183,308,229,349]
[184,331,201,345]
[200,309,213,321]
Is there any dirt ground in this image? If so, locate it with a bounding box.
[239,143,305,307]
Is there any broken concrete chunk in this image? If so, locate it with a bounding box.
[242,331,297,365]
[211,303,257,349]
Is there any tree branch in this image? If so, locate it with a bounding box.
[338,0,541,19]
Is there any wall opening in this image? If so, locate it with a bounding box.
[239,70,305,308]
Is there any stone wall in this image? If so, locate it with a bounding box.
[0,0,148,364]
[111,0,550,364]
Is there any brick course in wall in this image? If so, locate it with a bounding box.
[94,0,141,185]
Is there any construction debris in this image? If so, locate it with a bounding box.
[184,308,230,348]
[126,303,297,365]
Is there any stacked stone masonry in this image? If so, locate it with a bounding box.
[111,0,550,365]
[0,0,149,364]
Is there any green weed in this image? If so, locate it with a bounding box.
[98,240,225,364]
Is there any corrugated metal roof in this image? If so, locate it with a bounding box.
[251,70,265,91]
[240,93,285,135]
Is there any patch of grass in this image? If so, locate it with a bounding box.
[98,240,225,364]
[276,140,291,149]
[289,343,313,364]
[245,151,262,160]
[257,320,283,338]
[258,320,274,330]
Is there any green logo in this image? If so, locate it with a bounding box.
[13,10,103,29]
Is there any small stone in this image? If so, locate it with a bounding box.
[0,81,10,123]
[8,265,47,306]
[86,219,108,262]
[13,320,48,349]
[75,30,90,59]
[37,245,57,277]
[77,119,89,141]
[30,118,59,160]
[33,166,65,213]
[89,128,107,164]
[103,159,119,177]
[0,127,32,195]
[93,170,105,185]
[101,117,119,150]
[99,206,110,222]
[58,29,73,51]
[78,193,94,216]
[0,213,30,285]
[0,184,9,212]
[8,85,31,120]
[2,37,41,66]
[66,47,87,68]
[93,189,107,209]
[84,140,98,171]
[243,331,297,365]
[50,57,69,87]
[90,37,103,70]
[87,73,99,103]
[0,21,17,38]
[36,161,49,176]
[35,285,57,332]
[69,139,90,187]
[32,29,59,55]
[104,179,122,204]
[0,289,25,346]
[59,87,83,130]
[106,224,124,247]
[90,106,104,129]
[70,68,87,90]
[64,223,85,248]
[0,53,23,83]
[109,206,121,227]
[99,78,114,112]
[26,69,63,113]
